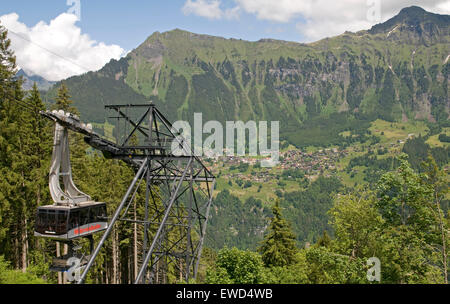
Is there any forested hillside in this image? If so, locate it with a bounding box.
[45,6,449,149]
[0,6,449,284]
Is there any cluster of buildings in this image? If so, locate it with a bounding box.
[280,148,347,175]
[209,147,349,183]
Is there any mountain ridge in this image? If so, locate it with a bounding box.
[45,6,450,148]
[17,69,55,91]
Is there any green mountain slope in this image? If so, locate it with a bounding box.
[46,6,449,149]
[41,5,450,251]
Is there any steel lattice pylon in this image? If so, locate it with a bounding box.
[44,104,215,284]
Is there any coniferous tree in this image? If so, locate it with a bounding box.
[0,22,26,268]
[20,83,53,274]
[53,82,77,114]
[316,230,332,248]
[0,26,54,278]
[259,200,298,267]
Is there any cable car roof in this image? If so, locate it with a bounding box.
[38,201,106,210]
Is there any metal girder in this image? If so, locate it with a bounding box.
[135,157,193,283]
[78,159,149,284]
[41,103,216,284]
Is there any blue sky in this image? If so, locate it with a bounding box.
[1,0,448,80]
[0,0,305,51]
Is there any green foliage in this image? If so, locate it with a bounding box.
[0,25,54,281]
[378,69,396,121]
[1,15,449,284]
[347,153,400,185]
[282,176,343,244]
[261,252,309,284]
[230,162,249,173]
[402,136,431,170]
[438,133,450,143]
[53,82,77,114]
[44,15,449,145]
[305,247,367,284]
[0,256,46,284]
[186,67,235,123]
[281,168,305,180]
[284,113,373,148]
[205,247,265,284]
[329,192,383,258]
[206,190,269,250]
[316,231,332,248]
[377,154,434,229]
[259,200,298,267]
[163,73,188,122]
[402,135,449,170]
[328,153,449,283]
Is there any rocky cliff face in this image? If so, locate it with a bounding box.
[369,6,450,45]
[46,6,449,147]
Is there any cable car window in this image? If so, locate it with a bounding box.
[48,210,57,228]
[56,210,68,234]
[89,206,98,223]
[70,210,80,230]
[36,210,45,227]
[35,210,47,233]
[91,205,107,222]
[100,205,107,220]
[80,208,89,226]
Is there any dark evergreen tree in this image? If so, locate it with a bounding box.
[53,82,78,114]
[0,22,26,268]
[259,200,298,267]
[316,231,332,248]
[20,83,53,276]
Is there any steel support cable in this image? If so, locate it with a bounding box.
[1,93,42,114]
[1,76,53,114]
[12,99,36,113]
[7,29,92,73]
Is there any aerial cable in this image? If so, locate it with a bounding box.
[13,100,36,113]
[1,93,43,114]
[7,29,92,73]
[0,83,64,120]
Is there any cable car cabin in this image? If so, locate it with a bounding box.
[34,202,108,240]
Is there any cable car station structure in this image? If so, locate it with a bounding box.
[35,104,216,284]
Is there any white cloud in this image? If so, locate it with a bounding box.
[235,0,450,41]
[184,0,450,42]
[235,0,311,23]
[224,6,241,20]
[0,12,126,81]
[183,0,224,20]
[182,0,240,20]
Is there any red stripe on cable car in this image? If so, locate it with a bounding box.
[74,224,102,235]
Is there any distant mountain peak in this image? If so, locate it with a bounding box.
[398,5,426,15]
[369,6,449,31]
[17,69,55,91]
[368,6,449,44]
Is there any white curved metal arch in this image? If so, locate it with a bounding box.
[49,121,91,206]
